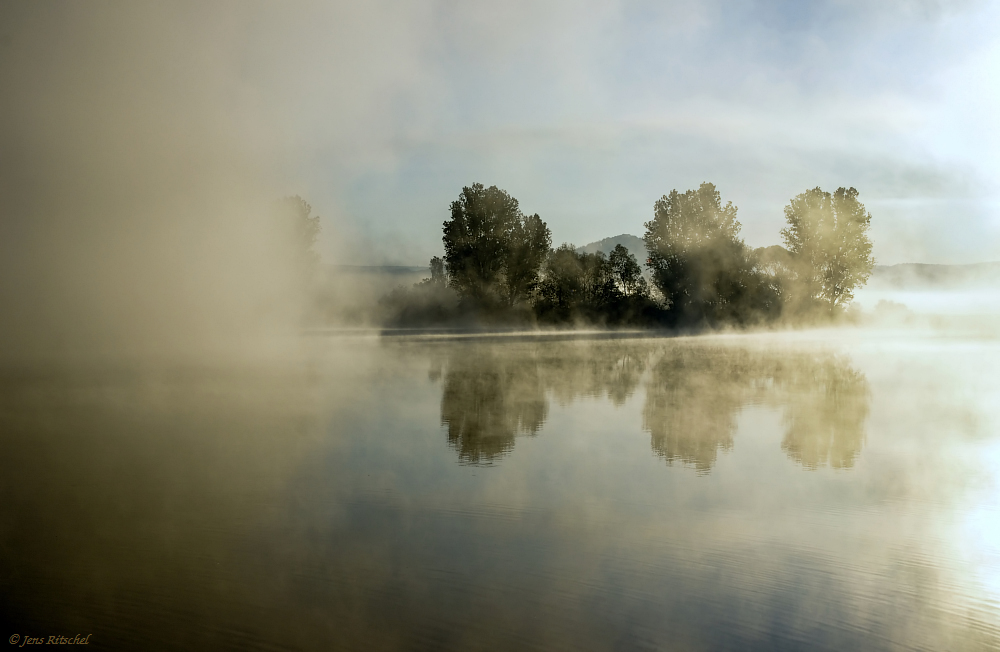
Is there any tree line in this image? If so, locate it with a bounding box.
[380,181,875,328]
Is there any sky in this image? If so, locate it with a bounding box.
[3,0,1000,286]
[253,0,1000,266]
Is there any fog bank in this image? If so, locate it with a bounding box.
[0,4,300,358]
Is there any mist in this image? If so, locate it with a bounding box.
[3,3,1000,650]
[3,2,999,355]
[0,4,316,357]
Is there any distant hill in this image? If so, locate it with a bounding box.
[577,234,648,259]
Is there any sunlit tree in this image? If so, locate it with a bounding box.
[780,186,874,312]
[609,244,648,299]
[643,183,755,325]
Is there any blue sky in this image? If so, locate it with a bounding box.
[246,0,998,266]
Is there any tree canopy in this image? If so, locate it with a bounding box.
[643,183,759,326]
[780,187,874,312]
[442,183,551,308]
[609,244,648,299]
[503,212,552,306]
[534,245,656,325]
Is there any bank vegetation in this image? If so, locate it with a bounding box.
[378,182,875,330]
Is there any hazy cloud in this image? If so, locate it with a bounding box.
[286,0,1000,264]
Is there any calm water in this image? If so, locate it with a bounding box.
[2,331,999,650]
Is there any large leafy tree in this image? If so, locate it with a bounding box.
[442,183,551,307]
[780,187,874,312]
[536,245,652,323]
[536,245,589,321]
[503,212,552,306]
[608,244,648,299]
[643,183,753,325]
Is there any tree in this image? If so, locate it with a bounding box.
[780,187,874,312]
[428,256,446,287]
[536,245,588,321]
[740,246,786,323]
[277,195,321,273]
[378,255,460,327]
[578,250,618,312]
[502,213,552,306]
[608,244,648,299]
[643,183,754,325]
[534,246,653,324]
[442,183,551,308]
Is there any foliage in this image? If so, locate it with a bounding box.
[378,256,462,327]
[442,183,551,309]
[643,183,776,326]
[535,245,657,324]
[535,245,585,320]
[503,213,552,306]
[377,180,875,330]
[780,187,875,312]
[609,244,649,299]
[428,256,446,286]
[536,246,608,321]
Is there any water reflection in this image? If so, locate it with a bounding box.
[776,356,869,469]
[3,337,997,650]
[436,340,869,471]
[437,342,652,464]
[441,351,547,463]
[643,347,754,472]
[645,347,870,471]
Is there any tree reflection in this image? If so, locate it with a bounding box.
[438,341,651,464]
[436,339,869,471]
[440,350,547,464]
[538,344,649,407]
[642,347,762,473]
[642,345,870,471]
[776,355,869,469]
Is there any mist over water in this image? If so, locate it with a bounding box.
[3,3,1000,650]
[3,330,999,650]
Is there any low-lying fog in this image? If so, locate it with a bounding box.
[855,263,1000,317]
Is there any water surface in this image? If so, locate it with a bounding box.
[2,331,999,650]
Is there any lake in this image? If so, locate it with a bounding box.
[2,329,999,650]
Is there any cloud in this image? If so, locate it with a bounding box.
[279,0,1000,264]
